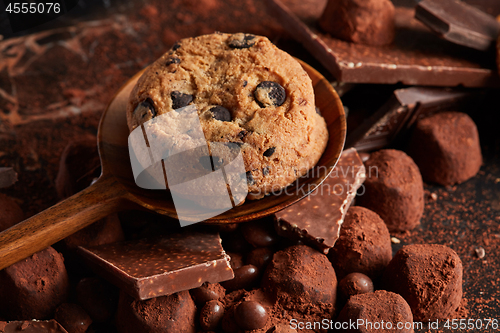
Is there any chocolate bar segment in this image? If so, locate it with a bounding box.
[0,167,18,189]
[416,0,500,51]
[78,229,234,300]
[269,0,500,87]
[274,148,365,254]
[0,320,68,333]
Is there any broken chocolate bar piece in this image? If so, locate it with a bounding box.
[0,320,68,333]
[269,0,500,87]
[416,0,500,51]
[345,87,482,152]
[78,229,234,300]
[0,167,18,188]
[274,148,366,254]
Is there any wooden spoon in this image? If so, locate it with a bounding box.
[0,60,346,270]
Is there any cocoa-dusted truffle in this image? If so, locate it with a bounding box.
[336,290,414,333]
[0,193,24,232]
[356,149,424,232]
[0,247,68,320]
[319,0,395,46]
[115,290,196,333]
[381,244,463,322]
[55,303,92,333]
[262,245,337,314]
[328,206,392,280]
[407,112,482,186]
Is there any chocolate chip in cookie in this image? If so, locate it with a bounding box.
[228,33,256,49]
[263,147,276,157]
[133,98,156,123]
[262,167,270,176]
[254,81,286,107]
[171,91,194,109]
[166,57,180,65]
[210,106,232,122]
[171,42,181,51]
[246,171,255,185]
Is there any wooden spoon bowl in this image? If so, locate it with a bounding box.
[0,60,346,270]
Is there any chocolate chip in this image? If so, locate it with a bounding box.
[228,33,256,49]
[315,107,322,115]
[243,80,248,87]
[133,98,156,122]
[166,57,180,65]
[238,130,247,139]
[171,91,193,109]
[263,147,276,157]
[210,106,231,122]
[254,81,286,107]
[200,300,225,331]
[246,171,255,185]
[171,42,181,51]
[221,265,259,291]
[235,301,268,330]
[338,272,374,300]
[262,166,269,176]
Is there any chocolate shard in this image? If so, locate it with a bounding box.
[415,0,500,51]
[268,0,500,87]
[0,320,68,333]
[274,148,366,254]
[0,167,18,188]
[77,229,234,300]
[345,87,483,152]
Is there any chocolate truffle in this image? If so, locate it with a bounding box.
[0,247,69,320]
[328,206,392,280]
[55,303,92,333]
[356,149,424,232]
[76,277,118,323]
[381,244,463,322]
[262,245,337,313]
[319,0,395,46]
[115,290,196,333]
[338,273,374,301]
[0,193,24,232]
[336,290,414,333]
[407,112,482,186]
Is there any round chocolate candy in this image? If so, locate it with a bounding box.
[338,272,374,300]
[221,264,259,291]
[200,300,224,331]
[235,301,268,330]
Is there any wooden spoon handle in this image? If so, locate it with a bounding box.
[0,174,128,270]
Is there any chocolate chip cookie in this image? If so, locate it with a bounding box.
[127,32,328,201]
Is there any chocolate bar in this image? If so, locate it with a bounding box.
[0,320,68,333]
[274,148,365,254]
[345,87,482,152]
[0,167,17,188]
[269,0,500,87]
[416,0,500,51]
[78,229,234,300]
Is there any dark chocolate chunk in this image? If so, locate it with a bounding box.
[245,171,255,185]
[263,147,276,157]
[221,264,259,291]
[228,33,256,49]
[210,105,232,121]
[0,167,18,188]
[166,57,181,65]
[415,0,500,51]
[274,148,366,254]
[254,81,286,107]
[238,130,247,139]
[133,98,156,122]
[235,301,268,330]
[200,300,225,331]
[171,42,181,51]
[171,91,194,109]
[262,166,270,176]
[78,230,234,300]
[243,80,248,87]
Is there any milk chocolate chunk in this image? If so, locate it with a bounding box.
[228,33,256,49]
[78,229,234,300]
[171,91,194,109]
[0,320,68,333]
[254,81,286,107]
[0,167,17,188]
[274,148,366,254]
[416,0,500,51]
[210,105,231,121]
